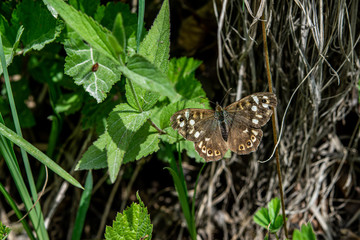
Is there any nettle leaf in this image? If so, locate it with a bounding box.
[64,38,121,103]
[12,0,63,54]
[106,104,151,182]
[125,79,159,111]
[139,0,170,73]
[169,57,206,100]
[44,0,117,61]
[104,193,152,240]
[0,19,23,75]
[123,122,160,163]
[81,97,119,133]
[76,132,109,170]
[119,54,179,101]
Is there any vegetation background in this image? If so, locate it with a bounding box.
[0,0,359,239]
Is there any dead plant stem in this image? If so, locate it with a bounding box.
[261,11,289,238]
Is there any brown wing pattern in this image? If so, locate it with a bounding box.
[225,92,277,128]
[170,108,214,142]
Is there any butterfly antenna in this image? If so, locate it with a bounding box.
[220,88,232,105]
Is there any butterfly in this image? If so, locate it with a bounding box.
[170,92,277,161]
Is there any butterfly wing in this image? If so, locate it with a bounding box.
[227,121,264,154]
[170,108,214,141]
[193,128,228,161]
[225,92,277,128]
[225,92,276,154]
[171,108,228,161]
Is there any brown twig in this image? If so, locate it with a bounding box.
[261,10,289,239]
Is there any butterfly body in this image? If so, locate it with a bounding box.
[170,92,277,162]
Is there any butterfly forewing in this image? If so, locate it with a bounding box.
[225,92,277,128]
[170,108,214,141]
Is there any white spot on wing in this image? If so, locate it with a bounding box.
[243,128,249,133]
[177,115,182,119]
[252,119,259,124]
[251,106,257,112]
[251,130,258,135]
[189,128,194,134]
[256,114,263,118]
[194,131,200,138]
[185,110,190,120]
[262,103,269,108]
[263,96,269,99]
[205,137,210,142]
[180,121,185,127]
[198,141,203,148]
[189,119,195,126]
[252,96,259,105]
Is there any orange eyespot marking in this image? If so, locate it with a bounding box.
[215,150,221,156]
[251,135,256,142]
[239,144,245,150]
[207,149,213,155]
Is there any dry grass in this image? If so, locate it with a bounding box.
[191,0,360,239]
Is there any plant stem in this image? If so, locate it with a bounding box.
[261,10,289,238]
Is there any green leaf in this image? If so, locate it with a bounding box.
[0,221,11,239]
[55,92,83,115]
[43,0,118,61]
[0,122,83,189]
[104,193,152,240]
[123,122,160,163]
[119,54,179,100]
[139,0,170,73]
[106,104,151,182]
[253,198,285,234]
[253,207,270,229]
[99,2,138,47]
[12,0,63,54]
[76,133,109,170]
[0,22,23,75]
[268,197,280,221]
[64,38,121,103]
[71,171,93,240]
[293,223,317,240]
[169,57,206,100]
[82,97,119,133]
[125,79,159,111]
[69,0,100,17]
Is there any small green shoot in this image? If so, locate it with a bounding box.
[253,198,284,234]
[293,223,317,240]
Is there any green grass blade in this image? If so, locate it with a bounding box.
[71,171,93,240]
[136,0,145,51]
[0,122,83,189]
[0,183,35,240]
[0,33,48,240]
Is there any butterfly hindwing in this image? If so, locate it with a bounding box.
[228,122,263,155]
[194,128,228,161]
